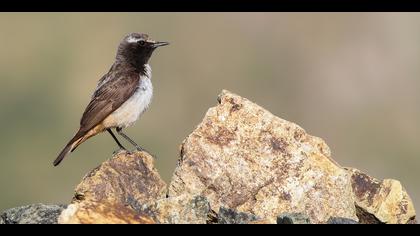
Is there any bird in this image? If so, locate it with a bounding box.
[53,32,169,166]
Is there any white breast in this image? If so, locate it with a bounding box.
[103,65,153,129]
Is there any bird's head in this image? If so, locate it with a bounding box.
[117,33,169,68]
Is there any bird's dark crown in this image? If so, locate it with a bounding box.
[116,33,168,74]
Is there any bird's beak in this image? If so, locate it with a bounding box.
[152,41,170,48]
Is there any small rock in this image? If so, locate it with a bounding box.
[0,204,66,224]
[277,213,311,224]
[59,150,166,224]
[327,217,359,224]
[348,168,416,224]
[218,207,259,224]
[74,150,167,205]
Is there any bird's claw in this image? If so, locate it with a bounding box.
[113,147,130,155]
[134,146,157,159]
[135,146,145,152]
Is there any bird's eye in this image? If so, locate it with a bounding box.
[139,40,145,46]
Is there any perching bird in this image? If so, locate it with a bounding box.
[53,33,169,166]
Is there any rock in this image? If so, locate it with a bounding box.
[0,204,66,224]
[277,213,311,224]
[169,90,417,224]
[217,207,259,224]
[59,150,166,224]
[248,219,273,224]
[8,90,416,224]
[169,90,358,223]
[407,218,418,224]
[348,168,416,224]
[140,194,210,224]
[58,201,154,224]
[73,150,167,205]
[327,217,359,224]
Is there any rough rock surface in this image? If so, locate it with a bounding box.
[277,213,311,224]
[169,90,357,223]
[348,168,416,224]
[217,207,259,224]
[141,194,210,224]
[169,90,416,224]
[0,204,66,224]
[59,150,166,224]
[58,201,155,224]
[247,219,273,224]
[327,217,359,224]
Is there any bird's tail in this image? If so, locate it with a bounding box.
[53,130,85,166]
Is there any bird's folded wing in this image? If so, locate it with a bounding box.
[79,72,139,133]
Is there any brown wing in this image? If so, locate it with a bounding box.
[79,71,139,133]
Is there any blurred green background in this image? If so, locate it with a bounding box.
[0,13,419,213]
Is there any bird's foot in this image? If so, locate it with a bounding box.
[134,146,157,159]
[135,145,145,152]
[113,148,129,155]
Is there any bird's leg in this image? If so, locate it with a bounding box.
[116,127,144,151]
[107,129,126,150]
[116,128,156,159]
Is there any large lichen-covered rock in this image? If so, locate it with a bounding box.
[169,90,416,224]
[59,150,166,224]
[0,204,66,224]
[169,90,357,223]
